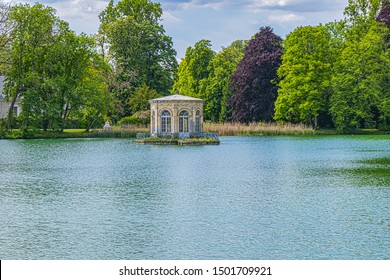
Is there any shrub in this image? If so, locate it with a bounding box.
[118,116,143,126]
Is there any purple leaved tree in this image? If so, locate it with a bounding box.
[229,26,283,123]
[377,0,390,28]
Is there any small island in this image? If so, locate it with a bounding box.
[136,94,220,145]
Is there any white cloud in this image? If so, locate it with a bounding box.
[163,0,347,13]
[162,11,183,24]
[267,13,305,23]
[49,0,107,34]
[174,0,226,10]
[51,0,106,19]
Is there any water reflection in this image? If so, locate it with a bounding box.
[0,136,389,259]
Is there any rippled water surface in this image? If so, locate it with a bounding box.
[0,136,389,259]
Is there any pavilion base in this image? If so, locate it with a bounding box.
[136,133,220,146]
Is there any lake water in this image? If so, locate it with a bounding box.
[0,136,389,260]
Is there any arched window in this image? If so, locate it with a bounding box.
[195,110,201,132]
[179,111,189,133]
[160,110,171,133]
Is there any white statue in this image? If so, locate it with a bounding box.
[103,121,112,132]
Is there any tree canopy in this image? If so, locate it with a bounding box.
[203,40,246,122]
[4,3,110,131]
[172,39,215,100]
[274,25,334,127]
[229,27,283,123]
[99,0,177,120]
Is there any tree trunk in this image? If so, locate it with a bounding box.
[86,119,96,133]
[7,92,18,129]
[7,41,24,129]
[61,104,70,132]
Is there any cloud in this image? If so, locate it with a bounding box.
[161,0,347,13]
[163,0,226,10]
[50,0,106,19]
[162,11,183,24]
[267,13,305,23]
[43,0,107,35]
[252,0,347,12]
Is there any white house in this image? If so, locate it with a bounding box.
[0,76,21,119]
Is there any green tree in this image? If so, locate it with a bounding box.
[331,22,389,131]
[128,84,160,113]
[329,0,389,131]
[172,39,215,100]
[6,3,110,131]
[0,1,12,74]
[77,63,112,132]
[203,40,246,122]
[6,3,57,129]
[275,25,334,127]
[377,1,390,128]
[99,0,177,118]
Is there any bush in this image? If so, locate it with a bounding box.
[118,116,143,126]
[20,126,40,139]
[0,119,6,138]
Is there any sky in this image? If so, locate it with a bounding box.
[8,0,349,59]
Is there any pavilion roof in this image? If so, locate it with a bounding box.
[150,94,204,102]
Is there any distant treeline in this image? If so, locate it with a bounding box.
[0,0,389,133]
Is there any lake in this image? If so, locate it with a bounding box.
[0,136,389,259]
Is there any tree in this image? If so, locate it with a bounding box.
[0,0,12,74]
[172,39,215,100]
[99,0,177,118]
[128,84,160,113]
[229,27,283,123]
[329,0,389,131]
[377,0,390,28]
[6,3,58,129]
[274,25,334,127]
[376,1,390,127]
[203,40,246,122]
[6,3,110,131]
[331,23,388,131]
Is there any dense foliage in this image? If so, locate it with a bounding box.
[204,40,246,122]
[275,25,334,127]
[329,0,390,131]
[275,0,390,131]
[229,27,283,123]
[172,39,215,99]
[4,3,110,131]
[0,1,11,74]
[99,0,177,120]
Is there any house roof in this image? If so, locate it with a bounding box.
[150,94,204,102]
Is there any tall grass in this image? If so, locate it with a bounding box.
[204,122,316,136]
[118,124,149,133]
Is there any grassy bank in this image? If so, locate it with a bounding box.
[0,125,149,139]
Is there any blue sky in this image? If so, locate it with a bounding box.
[9,0,349,58]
